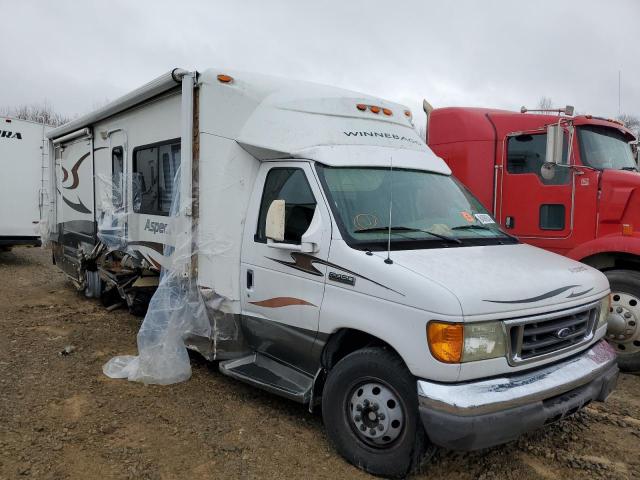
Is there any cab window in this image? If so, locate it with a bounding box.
[256,168,317,244]
[507,133,569,185]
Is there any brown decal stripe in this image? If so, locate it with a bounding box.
[249,297,316,308]
[128,241,166,255]
[267,252,404,296]
[64,152,90,190]
[62,167,69,183]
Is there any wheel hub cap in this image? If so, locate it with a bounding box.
[349,382,404,446]
[608,292,640,354]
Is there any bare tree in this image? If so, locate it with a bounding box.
[537,96,553,110]
[617,113,640,137]
[0,100,74,127]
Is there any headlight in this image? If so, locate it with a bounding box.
[598,295,611,328]
[427,321,506,363]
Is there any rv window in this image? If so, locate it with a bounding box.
[111,147,124,208]
[507,133,570,185]
[133,139,181,215]
[256,168,317,244]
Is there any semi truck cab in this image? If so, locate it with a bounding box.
[427,106,640,370]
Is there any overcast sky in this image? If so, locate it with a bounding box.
[1,0,638,130]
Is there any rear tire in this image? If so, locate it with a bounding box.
[321,347,431,478]
[605,269,640,372]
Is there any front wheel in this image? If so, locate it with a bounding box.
[321,347,431,478]
[605,269,640,372]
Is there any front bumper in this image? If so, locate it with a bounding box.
[417,340,618,450]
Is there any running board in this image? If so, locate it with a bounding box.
[219,353,313,403]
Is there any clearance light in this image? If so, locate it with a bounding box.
[370,105,381,114]
[427,322,463,363]
[404,110,412,118]
[382,108,393,116]
[623,224,634,236]
[217,74,233,83]
[356,104,367,111]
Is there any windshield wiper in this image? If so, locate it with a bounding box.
[451,224,494,231]
[451,223,518,241]
[621,166,638,172]
[354,226,462,244]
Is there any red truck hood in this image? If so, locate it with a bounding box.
[599,169,640,225]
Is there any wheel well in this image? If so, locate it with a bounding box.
[309,329,404,412]
[321,328,401,370]
[580,252,640,272]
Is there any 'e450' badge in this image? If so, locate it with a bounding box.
[144,219,168,234]
[328,272,356,286]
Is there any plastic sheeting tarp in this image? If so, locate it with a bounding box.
[101,167,215,384]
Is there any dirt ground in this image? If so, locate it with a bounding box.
[0,247,639,480]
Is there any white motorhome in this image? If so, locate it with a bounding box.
[46,69,618,477]
[0,116,49,249]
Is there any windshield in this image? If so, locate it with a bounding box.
[579,125,636,170]
[316,165,515,251]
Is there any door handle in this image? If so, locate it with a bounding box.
[247,269,254,290]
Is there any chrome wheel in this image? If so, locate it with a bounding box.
[348,381,405,447]
[608,292,640,355]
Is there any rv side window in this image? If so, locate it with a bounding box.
[111,147,124,208]
[506,133,570,185]
[132,139,180,215]
[256,168,317,244]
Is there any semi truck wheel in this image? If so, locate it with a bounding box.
[321,347,431,478]
[605,270,640,372]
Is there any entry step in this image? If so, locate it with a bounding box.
[219,353,313,403]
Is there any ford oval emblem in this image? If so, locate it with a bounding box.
[555,327,571,339]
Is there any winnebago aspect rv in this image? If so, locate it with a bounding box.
[0,116,48,249]
[46,69,618,477]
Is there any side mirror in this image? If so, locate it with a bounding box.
[545,124,566,165]
[265,199,285,242]
[540,162,557,181]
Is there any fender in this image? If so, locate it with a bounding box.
[567,234,640,263]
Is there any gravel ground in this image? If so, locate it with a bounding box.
[1,247,639,480]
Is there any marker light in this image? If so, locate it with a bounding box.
[427,322,463,363]
[356,104,367,111]
[623,224,633,236]
[382,108,393,116]
[404,110,412,117]
[370,105,381,114]
[217,74,233,83]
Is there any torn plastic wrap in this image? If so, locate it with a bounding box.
[101,165,233,384]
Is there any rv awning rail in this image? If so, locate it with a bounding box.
[47,68,192,140]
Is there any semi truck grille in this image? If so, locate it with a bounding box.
[506,301,599,365]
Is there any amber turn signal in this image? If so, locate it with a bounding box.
[370,105,381,114]
[622,224,633,236]
[356,104,367,111]
[427,321,463,363]
[382,108,393,116]
[217,74,233,83]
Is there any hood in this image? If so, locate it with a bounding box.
[378,243,609,319]
[599,169,640,227]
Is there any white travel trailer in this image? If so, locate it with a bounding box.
[0,116,49,249]
[46,69,618,477]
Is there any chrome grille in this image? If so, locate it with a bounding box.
[506,301,600,365]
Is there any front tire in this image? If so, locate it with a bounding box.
[321,347,430,478]
[605,269,640,372]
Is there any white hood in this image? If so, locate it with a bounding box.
[378,243,609,319]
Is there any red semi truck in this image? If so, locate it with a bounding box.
[426,105,640,371]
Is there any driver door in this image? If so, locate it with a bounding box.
[499,131,573,239]
[240,162,331,374]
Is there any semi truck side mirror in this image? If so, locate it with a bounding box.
[265,199,285,242]
[545,124,566,166]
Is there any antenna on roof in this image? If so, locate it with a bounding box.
[385,156,394,265]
